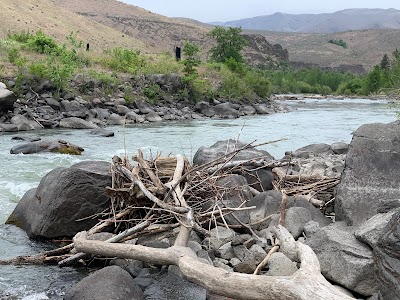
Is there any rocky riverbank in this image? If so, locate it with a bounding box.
[2,121,399,300]
[0,77,288,133]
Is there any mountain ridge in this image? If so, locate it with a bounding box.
[212,8,400,33]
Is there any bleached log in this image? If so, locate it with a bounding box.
[73,226,354,300]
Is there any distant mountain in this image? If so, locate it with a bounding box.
[212,8,400,33]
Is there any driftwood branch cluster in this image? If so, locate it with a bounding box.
[1,142,350,299]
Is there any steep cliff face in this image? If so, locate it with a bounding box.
[243,34,289,68]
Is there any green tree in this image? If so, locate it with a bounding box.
[182,41,201,81]
[208,27,248,63]
[380,54,390,70]
[365,65,384,94]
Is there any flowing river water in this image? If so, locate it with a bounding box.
[0,98,396,299]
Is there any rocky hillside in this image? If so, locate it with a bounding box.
[260,29,400,72]
[213,9,400,33]
[0,0,146,51]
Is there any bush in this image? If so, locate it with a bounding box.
[103,48,145,74]
[27,30,59,54]
[244,71,270,98]
[144,83,161,101]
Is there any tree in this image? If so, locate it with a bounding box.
[365,65,383,94]
[208,27,248,63]
[182,41,201,82]
[380,54,390,71]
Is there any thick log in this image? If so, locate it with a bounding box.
[73,226,354,300]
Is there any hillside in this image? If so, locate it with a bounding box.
[260,29,400,72]
[0,0,146,52]
[215,9,400,33]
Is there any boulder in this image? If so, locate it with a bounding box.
[243,168,274,192]
[215,175,252,226]
[0,88,17,113]
[247,190,282,229]
[10,114,37,131]
[287,143,333,158]
[265,252,298,276]
[144,272,206,300]
[64,266,144,300]
[253,104,274,114]
[10,140,84,155]
[331,142,349,154]
[134,100,153,114]
[107,113,125,125]
[204,226,236,250]
[213,102,240,118]
[305,222,377,296]
[335,122,400,225]
[6,161,111,238]
[59,117,98,129]
[355,208,400,300]
[145,110,162,122]
[0,123,18,132]
[89,128,114,137]
[282,207,312,239]
[193,139,274,166]
[241,105,256,115]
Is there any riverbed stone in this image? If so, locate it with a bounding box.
[265,252,298,276]
[6,161,111,239]
[0,88,17,113]
[204,226,236,250]
[145,110,162,122]
[247,190,282,229]
[283,207,312,239]
[89,128,115,137]
[64,266,144,300]
[305,221,377,296]
[10,114,36,131]
[144,272,206,300]
[10,140,84,155]
[193,139,274,166]
[287,143,333,158]
[59,117,98,129]
[335,122,400,225]
[212,102,240,118]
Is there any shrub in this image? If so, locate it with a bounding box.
[27,30,59,54]
[244,71,270,98]
[103,47,145,74]
[144,83,161,101]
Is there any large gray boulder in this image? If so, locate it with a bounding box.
[144,272,206,300]
[10,140,84,155]
[355,208,400,300]
[59,117,98,129]
[335,122,400,225]
[10,114,37,131]
[212,102,241,118]
[65,266,144,300]
[0,87,17,113]
[305,221,377,296]
[6,161,111,239]
[286,143,333,158]
[193,139,274,166]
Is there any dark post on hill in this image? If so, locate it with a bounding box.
[175,46,181,61]
[86,43,90,51]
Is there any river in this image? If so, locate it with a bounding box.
[0,98,396,299]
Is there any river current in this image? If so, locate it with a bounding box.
[0,98,396,298]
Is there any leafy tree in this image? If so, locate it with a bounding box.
[380,54,390,70]
[208,27,248,63]
[365,65,384,94]
[182,41,201,81]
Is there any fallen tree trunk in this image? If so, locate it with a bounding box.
[73,225,354,300]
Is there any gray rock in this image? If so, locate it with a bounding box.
[89,128,114,137]
[204,226,236,250]
[0,123,18,132]
[212,102,240,118]
[373,208,400,300]
[116,105,130,115]
[0,88,17,113]
[10,140,84,155]
[335,122,400,225]
[283,207,312,239]
[144,273,206,300]
[213,258,233,272]
[107,113,125,125]
[303,220,321,237]
[187,241,202,253]
[60,117,98,129]
[145,110,162,122]
[247,190,282,229]
[249,244,267,263]
[241,105,256,115]
[331,142,349,154]
[287,143,333,158]
[10,114,36,131]
[6,161,111,238]
[355,209,398,248]
[216,242,235,260]
[305,222,377,296]
[134,100,153,114]
[265,252,298,276]
[243,168,274,192]
[215,175,252,226]
[253,103,274,114]
[288,196,332,227]
[193,139,274,166]
[45,98,60,110]
[64,266,144,300]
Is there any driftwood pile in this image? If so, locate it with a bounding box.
[1,142,350,300]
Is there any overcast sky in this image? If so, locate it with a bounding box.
[121,0,400,22]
